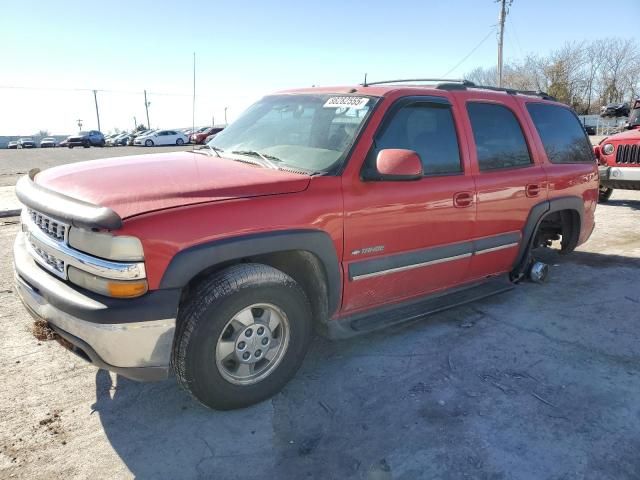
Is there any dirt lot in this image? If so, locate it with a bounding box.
[0,146,191,187]
[1,148,639,479]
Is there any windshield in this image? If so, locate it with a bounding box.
[208,94,376,173]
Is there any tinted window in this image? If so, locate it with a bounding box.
[467,103,532,170]
[368,102,461,175]
[526,103,594,163]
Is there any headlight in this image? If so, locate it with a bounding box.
[602,143,615,155]
[68,266,148,298]
[68,228,144,261]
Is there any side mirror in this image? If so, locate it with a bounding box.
[368,149,423,181]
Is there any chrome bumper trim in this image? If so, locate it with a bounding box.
[15,272,174,369]
[609,166,640,182]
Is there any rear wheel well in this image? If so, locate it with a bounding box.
[533,208,581,254]
[178,250,330,329]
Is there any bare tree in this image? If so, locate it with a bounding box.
[466,66,498,86]
[598,38,640,105]
[465,37,639,114]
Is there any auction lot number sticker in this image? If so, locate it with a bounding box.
[323,97,369,109]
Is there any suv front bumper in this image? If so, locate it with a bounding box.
[599,166,640,190]
[14,232,180,381]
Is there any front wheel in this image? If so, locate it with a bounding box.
[172,263,313,410]
[599,186,613,203]
[176,138,184,145]
[145,139,154,147]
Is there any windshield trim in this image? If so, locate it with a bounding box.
[326,94,383,176]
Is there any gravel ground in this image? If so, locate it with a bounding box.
[0,146,192,187]
[0,148,639,479]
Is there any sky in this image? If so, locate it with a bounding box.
[1,0,638,135]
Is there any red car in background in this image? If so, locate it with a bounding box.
[190,125,225,144]
[595,98,640,202]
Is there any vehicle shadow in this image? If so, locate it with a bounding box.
[535,246,640,269]
[92,369,281,479]
[93,249,640,480]
[603,198,640,211]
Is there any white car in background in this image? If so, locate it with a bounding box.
[39,137,57,148]
[134,129,188,147]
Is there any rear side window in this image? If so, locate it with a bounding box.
[467,103,532,170]
[526,103,594,163]
[369,102,462,175]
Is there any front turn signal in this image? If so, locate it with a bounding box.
[107,280,149,298]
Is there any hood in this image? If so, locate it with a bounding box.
[34,151,310,219]
[603,127,640,143]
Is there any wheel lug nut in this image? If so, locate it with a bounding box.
[245,328,253,337]
[257,327,265,335]
[255,350,262,358]
[242,352,250,360]
[238,341,246,350]
[261,337,269,345]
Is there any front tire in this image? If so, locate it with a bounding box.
[172,263,313,410]
[176,138,184,145]
[599,186,613,203]
[145,139,154,147]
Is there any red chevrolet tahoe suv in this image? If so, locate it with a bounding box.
[14,80,598,410]
[595,98,640,202]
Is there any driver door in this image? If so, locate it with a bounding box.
[342,96,476,314]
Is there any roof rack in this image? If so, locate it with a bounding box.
[361,78,475,87]
[359,77,557,101]
[437,82,557,101]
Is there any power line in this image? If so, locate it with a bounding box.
[0,85,213,98]
[442,27,497,78]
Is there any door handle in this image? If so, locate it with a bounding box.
[453,191,474,208]
[526,183,541,197]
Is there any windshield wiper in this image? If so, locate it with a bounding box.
[231,150,281,169]
[194,145,223,157]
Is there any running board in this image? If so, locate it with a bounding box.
[324,276,514,339]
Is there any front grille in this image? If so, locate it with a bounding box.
[28,236,65,275]
[28,209,68,242]
[615,144,640,165]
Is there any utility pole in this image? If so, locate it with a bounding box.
[93,90,101,132]
[192,52,196,143]
[133,116,137,131]
[224,107,228,125]
[144,90,151,129]
[76,119,83,131]
[497,0,510,88]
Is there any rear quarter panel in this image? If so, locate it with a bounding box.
[517,98,598,245]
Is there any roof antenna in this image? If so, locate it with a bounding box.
[363,73,368,87]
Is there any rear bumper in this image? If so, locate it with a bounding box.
[599,166,640,190]
[14,233,180,381]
